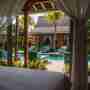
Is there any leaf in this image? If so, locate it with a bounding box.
[18,15,36,30]
[45,11,64,24]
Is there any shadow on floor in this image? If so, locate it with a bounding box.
[88,83,90,90]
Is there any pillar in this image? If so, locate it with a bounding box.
[15,16,19,61]
[71,18,88,90]
[68,18,74,78]
[7,16,13,65]
[24,11,29,67]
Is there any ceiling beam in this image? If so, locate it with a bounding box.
[40,2,46,10]
[51,2,55,9]
[23,0,48,12]
[32,5,38,12]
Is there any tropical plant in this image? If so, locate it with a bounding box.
[18,15,36,30]
[7,17,13,65]
[29,59,48,70]
[45,11,64,24]
[45,11,64,48]
[18,15,37,66]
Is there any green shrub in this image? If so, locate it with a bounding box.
[0,60,7,66]
[29,60,48,70]
[42,60,48,64]
[29,51,37,61]
[14,60,24,68]
[29,60,37,69]
[0,60,15,67]
[38,62,46,70]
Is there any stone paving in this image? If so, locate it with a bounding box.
[0,66,67,90]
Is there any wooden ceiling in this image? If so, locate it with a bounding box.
[23,0,58,13]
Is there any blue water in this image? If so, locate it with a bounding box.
[14,49,90,64]
[48,55,64,61]
[40,54,90,64]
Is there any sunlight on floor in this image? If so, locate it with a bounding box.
[46,61,64,73]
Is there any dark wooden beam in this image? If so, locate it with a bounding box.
[68,18,73,79]
[7,17,13,65]
[23,0,48,13]
[15,16,19,61]
[24,11,29,67]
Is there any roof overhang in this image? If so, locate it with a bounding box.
[29,26,70,34]
[0,0,64,15]
[0,0,26,16]
[24,0,59,14]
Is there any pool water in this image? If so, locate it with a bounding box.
[40,54,90,64]
[48,55,64,61]
[14,49,90,64]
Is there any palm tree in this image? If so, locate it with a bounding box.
[68,18,74,78]
[0,17,17,65]
[45,11,64,48]
[7,16,13,65]
[18,15,36,66]
[15,16,19,61]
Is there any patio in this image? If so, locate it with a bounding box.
[0,66,70,90]
[0,0,90,90]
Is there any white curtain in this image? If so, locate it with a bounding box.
[0,0,26,16]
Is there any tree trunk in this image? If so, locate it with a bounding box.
[68,18,73,78]
[53,22,57,49]
[71,18,88,90]
[7,17,13,65]
[24,12,29,67]
[15,16,19,61]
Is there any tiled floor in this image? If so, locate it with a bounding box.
[0,66,67,90]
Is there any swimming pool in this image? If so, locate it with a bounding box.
[38,53,90,64]
[14,49,90,64]
[47,55,64,61]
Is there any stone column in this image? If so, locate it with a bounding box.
[71,18,88,90]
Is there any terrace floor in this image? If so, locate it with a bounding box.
[0,66,67,90]
[0,66,90,90]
